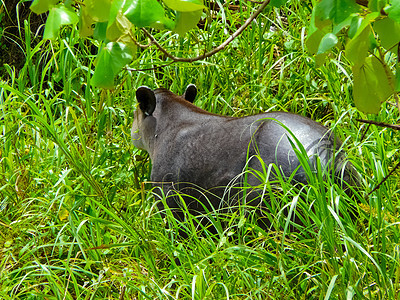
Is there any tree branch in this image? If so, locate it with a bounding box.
[356,118,400,197]
[357,119,400,131]
[355,0,368,7]
[141,0,271,63]
[368,160,400,197]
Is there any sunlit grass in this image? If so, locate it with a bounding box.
[1,0,400,298]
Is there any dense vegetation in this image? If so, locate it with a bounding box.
[1,0,400,299]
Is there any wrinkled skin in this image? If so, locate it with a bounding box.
[132,85,356,230]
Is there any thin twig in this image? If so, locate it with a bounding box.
[355,0,368,7]
[356,119,400,196]
[128,32,153,49]
[368,160,400,197]
[357,119,400,131]
[359,123,371,142]
[140,0,271,63]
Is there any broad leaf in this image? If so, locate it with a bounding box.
[317,33,338,54]
[350,12,379,39]
[43,5,79,39]
[316,0,360,25]
[151,17,175,30]
[386,0,400,23]
[30,0,58,14]
[174,10,203,35]
[123,0,166,27]
[332,14,353,34]
[107,12,134,41]
[92,42,134,89]
[307,5,331,54]
[84,0,112,22]
[163,0,204,12]
[94,22,108,41]
[306,29,326,54]
[345,26,370,65]
[368,0,386,12]
[314,1,332,30]
[109,0,125,25]
[374,17,400,53]
[308,4,322,36]
[106,12,137,54]
[79,6,95,37]
[353,56,394,114]
[315,53,328,67]
[348,15,362,38]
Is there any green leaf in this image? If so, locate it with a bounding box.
[79,6,94,37]
[174,10,202,35]
[348,15,362,38]
[307,5,331,54]
[307,4,332,55]
[317,33,338,54]
[163,0,204,12]
[43,5,79,39]
[308,3,324,35]
[368,0,386,12]
[106,12,134,41]
[368,31,378,51]
[386,0,400,23]
[316,0,360,25]
[84,0,112,22]
[94,22,108,41]
[374,17,400,53]
[92,42,134,89]
[345,25,370,65]
[106,11,137,52]
[306,29,326,54]
[353,56,394,114]
[314,1,332,30]
[151,17,175,30]
[123,0,166,27]
[332,14,353,34]
[109,0,125,25]
[351,12,379,39]
[315,52,328,67]
[30,0,58,14]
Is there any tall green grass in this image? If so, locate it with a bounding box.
[1,1,400,298]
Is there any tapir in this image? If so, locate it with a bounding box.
[131,85,357,230]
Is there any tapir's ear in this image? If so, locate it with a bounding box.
[136,86,156,116]
[183,84,197,103]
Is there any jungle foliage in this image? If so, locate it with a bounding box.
[0,0,400,299]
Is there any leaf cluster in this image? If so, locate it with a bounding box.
[30,0,205,88]
[307,0,400,114]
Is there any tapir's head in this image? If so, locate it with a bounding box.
[131,84,198,152]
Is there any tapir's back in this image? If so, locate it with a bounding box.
[151,107,342,190]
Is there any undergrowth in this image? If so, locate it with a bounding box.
[1,1,400,299]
